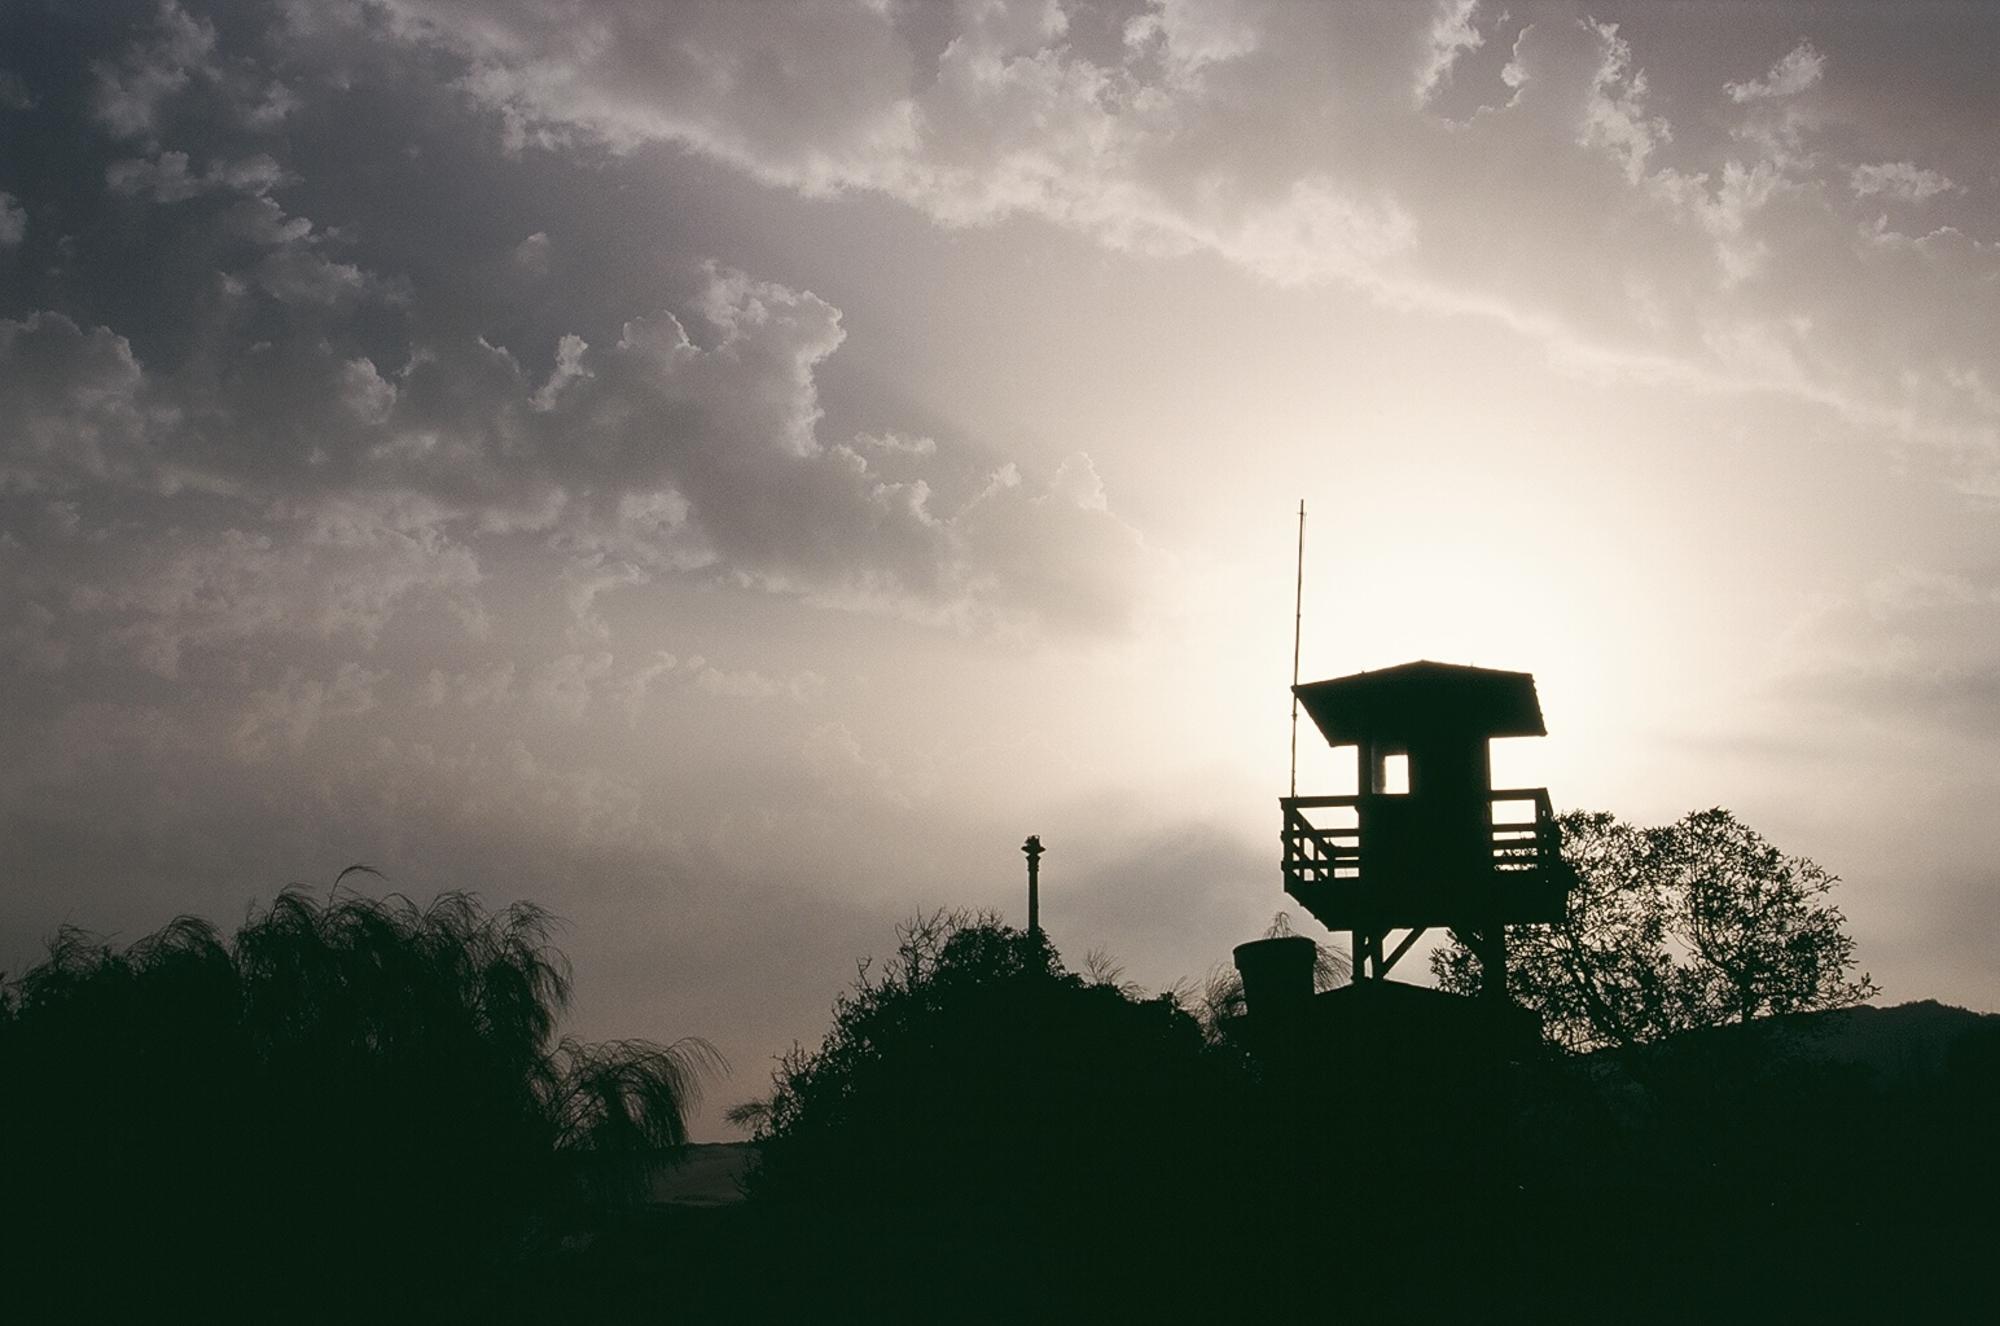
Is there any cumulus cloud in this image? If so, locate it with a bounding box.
[4,0,1990,680]
[1,3,1160,656]
[361,1,1997,487]
[105,149,287,200]
[1415,0,1484,106]
[1850,161,1957,203]
[90,0,218,140]
[0,6,1169,1041]
[0,313,157,491]
[512,229,552,273]
[1725,40,1824,103]
[857,432,938,458]
[233,661,384,758]
[530,650,614,719]
[23,3,1983,773]
[384,0,1418,288]
[67,510,486,678]
[8,3,1995,613]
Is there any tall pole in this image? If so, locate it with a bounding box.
[1290,499,1306,798]
[1022,835,1044,937]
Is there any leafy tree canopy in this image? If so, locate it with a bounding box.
[1432,808,1878,1052]
[734,911,1242,1220]
[0,882,719,1319]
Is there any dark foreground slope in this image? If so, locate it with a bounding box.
[0,893,719,1324]
[1515,1000,2000,1321]
[534,999,2000,1322]
[6,898,1991,1325]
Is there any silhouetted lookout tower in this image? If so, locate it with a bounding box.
[1280,660,1571,1000]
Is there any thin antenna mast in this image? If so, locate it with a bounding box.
[1289,499,1306,797]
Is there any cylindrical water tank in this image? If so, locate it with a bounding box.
[1232,935,1317,1019]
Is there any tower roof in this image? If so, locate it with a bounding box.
[1293,660,1545,746]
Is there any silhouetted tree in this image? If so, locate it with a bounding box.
[719,911,1256,1314]
[734,911,1241,1219]
[0,883,718,1321]
[1432,808,1878,1051]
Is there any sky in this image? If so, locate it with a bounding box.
[3,0,1998,1135]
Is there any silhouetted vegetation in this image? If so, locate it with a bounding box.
[1433,808,1879,1051]
[0,881,717,1322]
[707,911,1273,1314]
[691,908,1993,1320]
[737,911,1243,1206]
[7,875,1993,1322]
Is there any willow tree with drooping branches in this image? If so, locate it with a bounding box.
[0,878,720,1320]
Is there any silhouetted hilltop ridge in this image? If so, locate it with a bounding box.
[647,1141,751,1207]
[1761,998,1992,1071]
[1596,997,1999,1081]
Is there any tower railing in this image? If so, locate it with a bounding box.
[1279,788,1565,927]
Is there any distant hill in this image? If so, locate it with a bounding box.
[1743,998,1997,1074]
[1595,997,2000,1084]
[646,1142,751,1208]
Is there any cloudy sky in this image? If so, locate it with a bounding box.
[4,0,1997,1131]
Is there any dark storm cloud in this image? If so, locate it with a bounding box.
[378,0,2000,487]
[0,0,1154,663]
[0,0,1162,1098]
